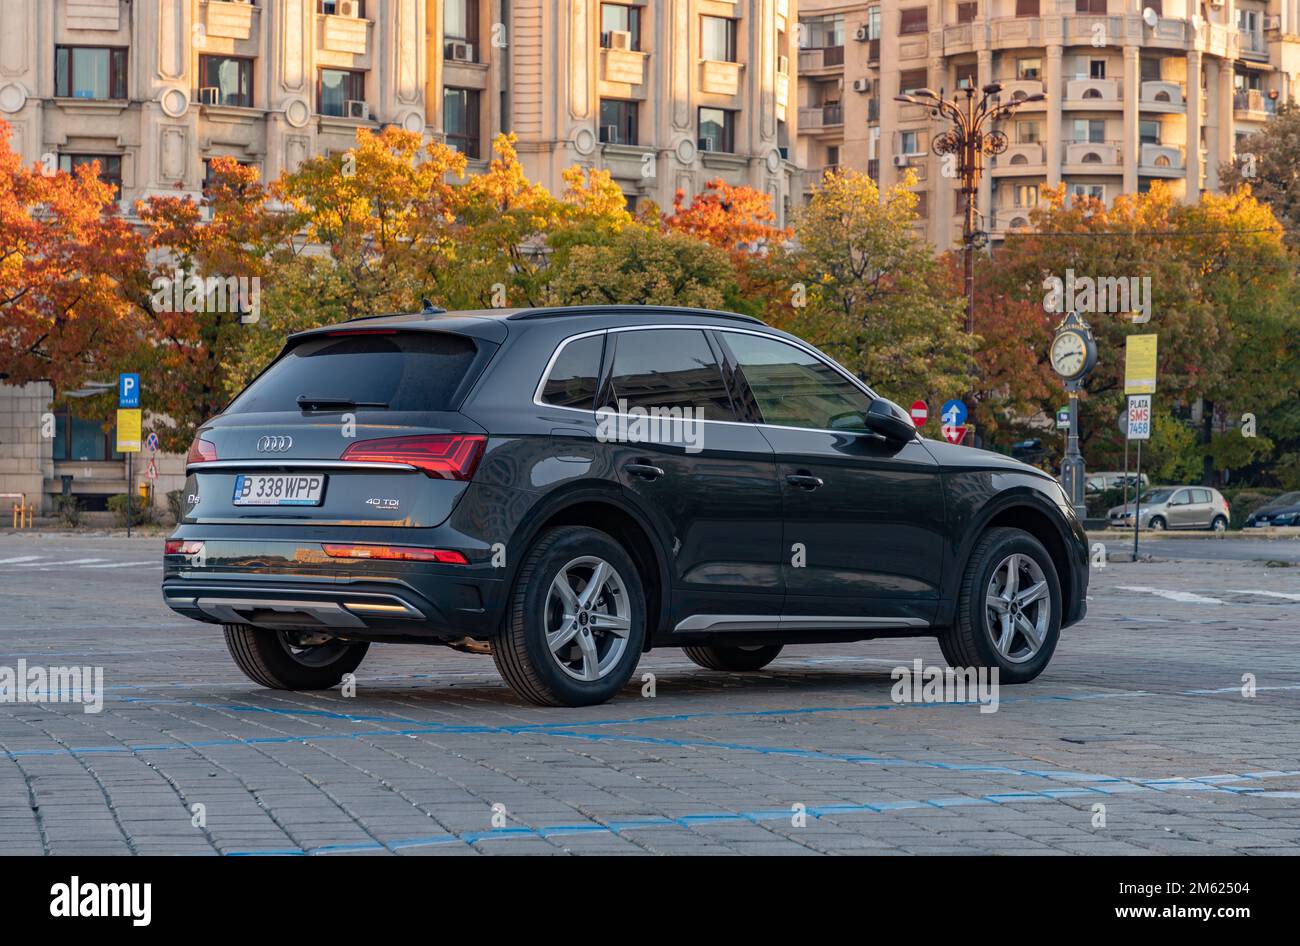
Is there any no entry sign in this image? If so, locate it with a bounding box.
[910,400,929,426]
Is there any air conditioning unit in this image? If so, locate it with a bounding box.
[777,54,789,75]
[337,0,360,17]
[1263,15,1281,29]
[449,42,474,62]
[198,86,220,106]
[1209,0,1224,6]
[698,137,713,152]
[346,99,369,120]
[893,154,909,167]
[854,25,869,41]
[600,125,619,144]
[606,30,632,51]
[852,77,870,92]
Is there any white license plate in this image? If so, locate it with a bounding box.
[232,474,326,507]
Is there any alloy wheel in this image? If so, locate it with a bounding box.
[984,552,1051,665]
[544,555,632,682]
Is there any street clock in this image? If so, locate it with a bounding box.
[1050,311,1097,382]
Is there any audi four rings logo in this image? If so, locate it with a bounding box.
[257,435,293,452]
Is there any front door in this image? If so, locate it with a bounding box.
[715,329,946,630]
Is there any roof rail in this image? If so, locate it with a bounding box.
[506,305,764,325]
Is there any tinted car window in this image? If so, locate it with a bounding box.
[541,334,604,409]
[608,329,734,420]
[227,332,477,414]
[1192,488,1212,504]
[721,331,871,430]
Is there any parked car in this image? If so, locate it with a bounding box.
[1108,486,1230,531]
[162,305,1089,707]
[1245,491,1300,527]
[1085,471,1148,494]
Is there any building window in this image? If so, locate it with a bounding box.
[701,16,737,62]
[1015,0,1040,16]
[58,154,122,196]
[1139,120,1160,145]
[802,13,844,48]
[899,7,928,33]
[203,158,258,196]
[444,0,479,60]
[54,46,128,100]
[51,407,122,462]
[1069,183,1105,201]
[899,68,928,94]
[601,3,642,50]
[600,99,639,145]
[319,1,367,14]
[198,56,253,107]
[698,107,735,153]
[955,63,978,89]
[444,87,481,158]
[1017,58,1042,80]
[1015,184,1039,207]
[318,68,366,117]
[1017,120,1041,143]
[1076,0,1106,13]
[1072,118,1105,142]
[900,130,920,155]
[1089,59,1106,79]
[956,2,978,22]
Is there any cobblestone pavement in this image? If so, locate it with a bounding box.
[1,534,1298,855]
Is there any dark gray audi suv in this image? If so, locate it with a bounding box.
[163,305,1089,706]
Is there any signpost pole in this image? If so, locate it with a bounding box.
[1132,439,1142,561]
[127,452,133,539]
[1122,434,1130,515]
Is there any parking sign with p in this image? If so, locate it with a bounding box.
[118,373,140,408]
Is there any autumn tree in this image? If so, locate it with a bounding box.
[767,168,973,408]
[0,120,144,396]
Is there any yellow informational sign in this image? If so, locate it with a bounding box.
[1124,334,1158,394]
[116,408,142,453]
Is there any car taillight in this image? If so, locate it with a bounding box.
[340,434,486,480]
[322,544,468,564]
[164,540,204,556]
[186,436,217,464]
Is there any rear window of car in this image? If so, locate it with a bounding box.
[607,329,734,420]
[227,331,478,414]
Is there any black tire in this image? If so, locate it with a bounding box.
[937,527,1062,684]
[1149,516,1167,531]
[492,526,646,707]
[1211,515,1228,533]
[223,623,369,690]
[682,644,783,672]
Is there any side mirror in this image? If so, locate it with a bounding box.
[863,397,917,443]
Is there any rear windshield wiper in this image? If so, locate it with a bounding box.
[296,394,389,411]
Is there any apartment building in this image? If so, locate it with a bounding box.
[797,0,1300,248]
[0,0,798,514]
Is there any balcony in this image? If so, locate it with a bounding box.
[1240,30,1268,59]
[799,103,844,131]
[1140,81,1185,112]
[1002,79,1046,109]
[943,24,973,54]
[991,16,1043,48]
[991,141,1047,176]
[1139,143,1184,176]
[601,47,647,86]
[319,12,370,55]
[700,60,743,96]
[1062,139,1123,172]
[1064,78,1122,110]
[1195,22,1239,58]
[799,46,844,73]
[1233,89,1276,120]
[991,208,1035,235]
[205,0,258,40]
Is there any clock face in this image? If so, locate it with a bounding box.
[1051,331,1089,379]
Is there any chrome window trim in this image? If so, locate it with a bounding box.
[530,323,892,440]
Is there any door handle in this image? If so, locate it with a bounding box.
[624,463,666,481]
[786,473,824,490]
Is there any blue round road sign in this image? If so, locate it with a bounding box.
[941,399,968,427]
[146,432,159,453]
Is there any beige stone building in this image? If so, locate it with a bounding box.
[796,0,1300,248]
[0,0,799,514]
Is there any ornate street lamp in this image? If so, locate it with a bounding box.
[894,82,1046,441]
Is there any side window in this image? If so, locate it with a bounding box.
[1192,488,1212,504]
[608,329,734,420]
[540,334,604,409]
[1172,489,1191,505]
[720,331,872,430]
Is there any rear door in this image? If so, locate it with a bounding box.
[716,329,945,630]
[1190,488,1215,528]
[1166,488,1196,528]
[182,328,495,528]
[599,327,785,627]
